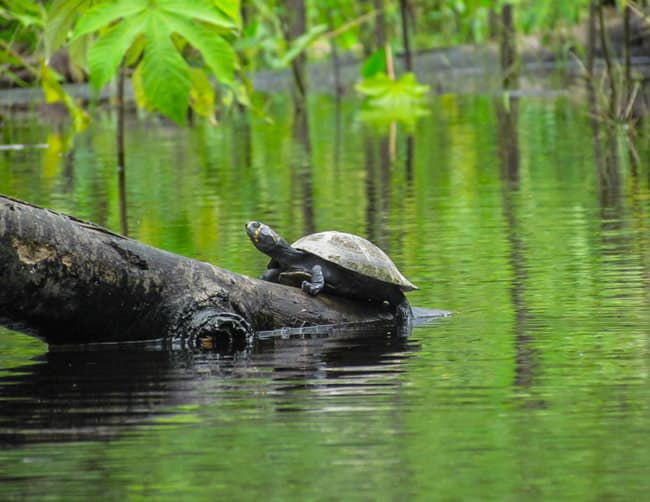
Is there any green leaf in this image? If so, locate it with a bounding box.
[45,0,89,56]
[189,68,216,124]
[277,24,327,67]
[87,13,145,91]
[158,0,239,31]
[214,0,241,29]
[355,73,393,97]
[232,81,251,108]
[131,62,151,111]
[0,0,44,28]
[361,48,386,78]
[72,0,147,39]
[357,102,429,133]
[355,72,430,106]
[159,13,235,85]
[141,12,191,124]
[40,61,66,103]
[67,35,88,81]
[123,33,145,67]
[40,61,90,131]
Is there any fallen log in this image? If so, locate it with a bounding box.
[0,195,447,346]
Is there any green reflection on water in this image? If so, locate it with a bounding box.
[1,91,650,500]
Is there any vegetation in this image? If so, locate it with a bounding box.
[1,1,647,124]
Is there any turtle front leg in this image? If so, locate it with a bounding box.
[261,268,282,282]
[301,264,325,296]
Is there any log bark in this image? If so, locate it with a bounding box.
[1,195,446,346]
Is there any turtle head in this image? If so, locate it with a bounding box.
[246,221,286,255]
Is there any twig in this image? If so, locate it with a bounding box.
[628,1,650,23]
[0,39,39,76]
[321,9,380,40]
[623,81,640,121]
[385,43,394,80]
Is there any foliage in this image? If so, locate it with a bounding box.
[0,0,44,51]
[0,1,43,87]
[0,0,90,130]
[235,0,329,72]
[1,0,645,130]
[356,72,429,107]
[409,0,592,47]
[355,47,430,129]
[52,0,241,125]
[40,60,90,130]
[517,0,590,34]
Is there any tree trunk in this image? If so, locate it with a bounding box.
[597,0,618,118]
[373,0,386,52]
[0,196,446,346]
[586,0,597,80]
[623,3,631,103]
[399,0,413,72]
[500,3,518,90]
[284,0,308,110]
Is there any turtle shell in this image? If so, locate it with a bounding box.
[292,231,417,291]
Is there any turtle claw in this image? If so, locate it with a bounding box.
[301,280,323,296]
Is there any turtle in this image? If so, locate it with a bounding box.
[245,221,417,320]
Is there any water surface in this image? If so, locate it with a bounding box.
[1,90,650,500]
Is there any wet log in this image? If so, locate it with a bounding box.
[0,195,431,346]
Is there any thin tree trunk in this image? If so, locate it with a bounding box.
[282,1,314,233]
[488,8,499,39]
[586,0,597,80]
[399,0,413,72]
[500,3,518,89]
[284,0,308,109]
[597,0,618,118]
[385,43,395,80]
[373,0,386,52]
[623,3,632,102]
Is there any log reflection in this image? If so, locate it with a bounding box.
[0,327,416,445]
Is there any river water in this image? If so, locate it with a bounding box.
[1,85,650,500]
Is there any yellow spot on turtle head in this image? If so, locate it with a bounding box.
[254,225,262,243]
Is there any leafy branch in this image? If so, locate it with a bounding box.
[47,0,241,125]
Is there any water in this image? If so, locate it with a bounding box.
[1,89,650,500]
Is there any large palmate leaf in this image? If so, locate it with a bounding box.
[161,14,236,85]
[72,0,148,39]
[156,0,240,31]
[87,13,145,91]
[189,68,217,124]
[69,0,239,124]
[140,12,192,124]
